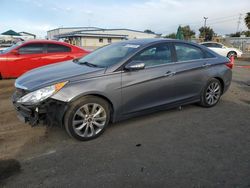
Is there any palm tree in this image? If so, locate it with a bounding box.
[245,12,250,30]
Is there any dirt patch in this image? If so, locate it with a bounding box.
[0,79,46,160]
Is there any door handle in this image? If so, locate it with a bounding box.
[164,71,176,77]
[202,63,211,68]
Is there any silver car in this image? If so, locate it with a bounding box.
[12,39,232,141]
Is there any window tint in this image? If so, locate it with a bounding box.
[212,43,223,48]
[204,51,216,58]
[175,43,204,61]
[47,44,71,53]
[201,43,222,48]
[202,43,213,47]
[133,44,172,67]
[18,43,44,54]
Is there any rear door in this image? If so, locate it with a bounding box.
[6,43,45,77]
[121,43,178,114]
[41,43,73,65]
[172,42,212,101]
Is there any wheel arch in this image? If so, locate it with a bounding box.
[227,50,237,58]
[67,93,115,122]
[214,76,225,93]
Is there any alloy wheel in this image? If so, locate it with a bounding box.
[72,103,107,138]
[205,82,221,105]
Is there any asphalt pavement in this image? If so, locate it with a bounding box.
[0,61,250,188]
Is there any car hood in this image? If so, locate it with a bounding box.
[15,60,106,91]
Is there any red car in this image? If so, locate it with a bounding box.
[0,40,89,78]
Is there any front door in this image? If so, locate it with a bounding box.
[121,43,177,115]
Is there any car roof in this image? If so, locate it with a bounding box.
[118,38,195,46]
[23,39,72,46]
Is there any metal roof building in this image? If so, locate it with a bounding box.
[47,27,160,50]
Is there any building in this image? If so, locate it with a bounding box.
[0,30,36,49]
[47,27,160,50]
[18,32,36,40]
[47,27,103,40]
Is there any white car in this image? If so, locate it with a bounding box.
[200,42,242,58]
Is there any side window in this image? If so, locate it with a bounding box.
[175,43,204,61]
[47,44,71,53]
[18,43,44,54]
[133,44,172,67]
[213,43,223,48]
[202,43,212,47]
[204,51,216,58]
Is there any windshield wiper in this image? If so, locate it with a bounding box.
[79,61,103,68]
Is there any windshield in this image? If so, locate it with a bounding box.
[78,42,140,68]
[1,42,23,54]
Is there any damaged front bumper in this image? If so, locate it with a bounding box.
[12,97,67,127]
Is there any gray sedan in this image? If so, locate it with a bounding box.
[12,39,232,141]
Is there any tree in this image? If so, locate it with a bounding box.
[144,29,155,34]
[164,33,176,39]
[245,12,250,30]
[199,26,215,41]
[242,30,250,37]
[180,25,195,40]
[229,32,241,37]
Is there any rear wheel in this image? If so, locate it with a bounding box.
[227,51,237,58]
[199,78,222,107]
[64,96,110,141]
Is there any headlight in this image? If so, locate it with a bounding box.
[17,81,68,104]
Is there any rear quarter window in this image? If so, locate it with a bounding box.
[47,43,71,53]
[204,50,216,58]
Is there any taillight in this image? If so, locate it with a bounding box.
[225,56,234,69]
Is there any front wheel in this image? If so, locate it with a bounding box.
[64,96,110,141]
[199,78,222,107]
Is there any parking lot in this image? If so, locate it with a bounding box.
[0,60,250,187]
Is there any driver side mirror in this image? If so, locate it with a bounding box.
[125,61,145,71]
[11,49,19,55]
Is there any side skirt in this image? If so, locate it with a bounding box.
[113,97,200,123]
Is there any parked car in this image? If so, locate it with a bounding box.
[13,39,232,141]
[0,40,89,79]
[200,42,242,58]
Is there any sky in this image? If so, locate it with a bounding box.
[0,0,249,38]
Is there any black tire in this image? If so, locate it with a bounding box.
[199,78,222,108]
[64,96,111,141]
[227,51,237,58]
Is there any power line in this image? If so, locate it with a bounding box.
[208,18,239,25]
[159,12,247,34]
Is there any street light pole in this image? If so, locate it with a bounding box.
[203,17,208,41]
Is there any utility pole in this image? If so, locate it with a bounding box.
[236,13,242,33]
[203,17,208,41]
